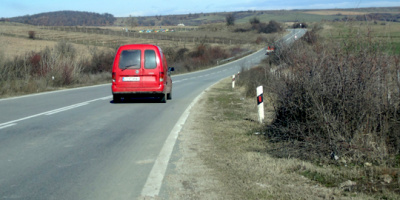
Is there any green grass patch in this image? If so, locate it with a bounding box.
[300,170,343,187]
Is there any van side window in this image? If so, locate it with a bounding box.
[144,50,157,69]
[119,50,141,69]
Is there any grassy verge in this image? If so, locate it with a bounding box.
[194,77,398,199]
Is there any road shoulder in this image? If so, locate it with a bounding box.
[162,77,372,199]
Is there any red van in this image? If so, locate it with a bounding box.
[111,44,174,103]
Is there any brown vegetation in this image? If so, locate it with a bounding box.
[28,31,35,39]
[237,24,400,195]
[0,41,115,97]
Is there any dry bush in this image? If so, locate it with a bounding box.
[0,41,115,96]
[28,31,35,39]
[170,44,230,72]
[55,41,76,59]
[81,48,115,74]
[236,65,273,98]
[267,34,400,166]
[240,27,400,167]
[236,27,400,194]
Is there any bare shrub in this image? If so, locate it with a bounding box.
[176,44,229,71]
[28,31,35,39]
[82,49,115,74]
[236,65,273,97]
[249,17,260,25]
[253,20,283,34]
[59,63,74,86]
[226,13,235,26]
[234,28,248,33]
[0,43,94,95]
[174,48,189,62]
[271,39,399,165]
[240,27,400,167]
[301,31,318,44]
[55,41,76,59]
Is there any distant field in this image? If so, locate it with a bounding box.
[304,10,369,16]
[236,12,345,24]
[0,21,268,59]
[320,21,400,54]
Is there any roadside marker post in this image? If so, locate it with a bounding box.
[257,86,264,123]
[232,75,235,89]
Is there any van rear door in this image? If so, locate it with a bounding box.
[141,49,159,88]
[117,49,160,89]
[118,49,142,88]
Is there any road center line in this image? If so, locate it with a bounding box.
[0,123,16,130]
[0,96,111,128]
[45,102,89,115]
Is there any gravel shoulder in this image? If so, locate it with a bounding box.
[161,78,375,199]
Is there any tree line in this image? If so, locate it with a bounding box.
[9,11,116,26]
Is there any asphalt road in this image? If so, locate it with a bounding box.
[0,29,306,200]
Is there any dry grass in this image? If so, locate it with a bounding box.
[175,77,383,199]
[0,35,111,60]
[0,22,266,59]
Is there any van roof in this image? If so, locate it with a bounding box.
[119,44,159,49]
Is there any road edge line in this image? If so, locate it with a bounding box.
[140,80,220,198]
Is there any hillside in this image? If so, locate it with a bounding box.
[115,7,400,27]
[5,7,400,27]
[9,11,116,26]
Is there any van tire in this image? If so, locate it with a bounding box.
[113,94,121,103]
[167,92,172,100]
[160,94,167,103]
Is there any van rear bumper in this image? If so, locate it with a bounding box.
[112,84,165,93]
[112,91,165,95]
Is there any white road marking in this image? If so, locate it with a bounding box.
[0,84,110,102]
[45,102,89,115]
[0,123,16,130]
[0,96,111,129]
[140,81,218,198]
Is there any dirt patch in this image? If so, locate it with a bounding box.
[163,78,378,199]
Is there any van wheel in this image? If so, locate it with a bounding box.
[167,92,172,100]
[113,94,121,103]
[160,94,167,103]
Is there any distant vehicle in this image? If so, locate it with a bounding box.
[266,46,275,55]
[111,44,174,103]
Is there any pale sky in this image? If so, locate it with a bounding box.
[1,0,399,18]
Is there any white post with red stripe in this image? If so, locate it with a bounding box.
[257,86,264,123]
[232,75,235,89]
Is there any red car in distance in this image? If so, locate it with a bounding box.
[111,44,174,103]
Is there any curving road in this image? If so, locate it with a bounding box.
[0,29,306,200]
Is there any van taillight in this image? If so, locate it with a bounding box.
[159,72,164,82]
[112,72,116,82]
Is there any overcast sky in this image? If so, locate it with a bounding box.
[1,0,399,18]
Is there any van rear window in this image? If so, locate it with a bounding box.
[144,50,157,69]
[119,50,141,69]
